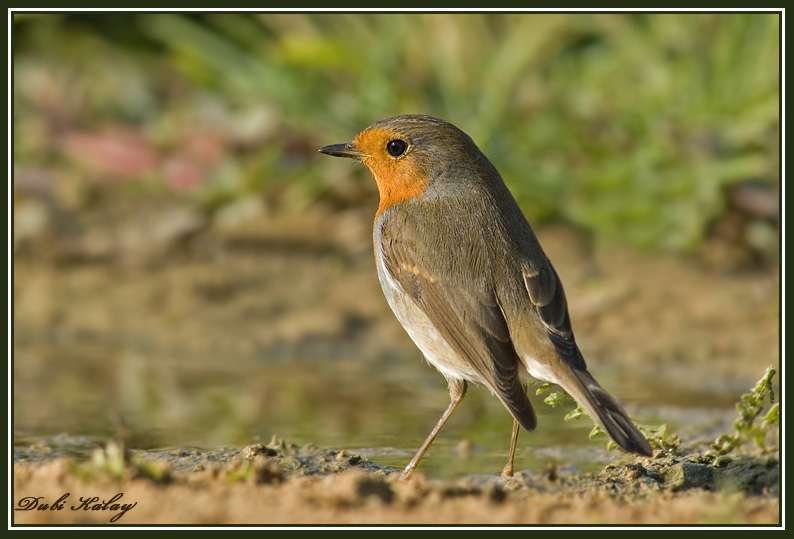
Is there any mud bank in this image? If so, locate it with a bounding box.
[13,435,779,525]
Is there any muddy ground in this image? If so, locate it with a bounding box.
[12,435,779,525]
[12,194,780,524]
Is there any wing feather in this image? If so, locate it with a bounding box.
[522,261,587,371]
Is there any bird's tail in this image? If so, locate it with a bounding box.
[560,368,652,457]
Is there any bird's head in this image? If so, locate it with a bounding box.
[319,114,490,215]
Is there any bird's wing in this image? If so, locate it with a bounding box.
[521,258,587,371]
[380,222,536,432]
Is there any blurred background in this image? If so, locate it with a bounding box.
[13,13,780,476]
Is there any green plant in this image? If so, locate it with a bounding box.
[711,367,778,455]
[535,381,675,454]
[536,383,572,409]
[68,441,172,483]
[638,423,680,452]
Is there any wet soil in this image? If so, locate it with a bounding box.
[13,435,779,524]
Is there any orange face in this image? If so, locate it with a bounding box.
[352,127,429,216]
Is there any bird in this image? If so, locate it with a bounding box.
[319,114,652,479]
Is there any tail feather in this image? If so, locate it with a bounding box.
[566,369,653,457]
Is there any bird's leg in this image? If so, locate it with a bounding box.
[400,379,467,480]
[502,383,527,478]
[501,419,520,478]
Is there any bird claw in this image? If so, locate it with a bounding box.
[399,467,415,481]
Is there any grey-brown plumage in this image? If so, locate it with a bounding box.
[320,114,652,477]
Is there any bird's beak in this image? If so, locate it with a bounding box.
[318,143,362,160]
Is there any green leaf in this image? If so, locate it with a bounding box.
[589,425,605,440]
[543,392,567,408]
[535,383,552,396]
[762,403,780,426]
[564,407,585,422]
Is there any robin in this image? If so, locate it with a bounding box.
[319,114,652,479]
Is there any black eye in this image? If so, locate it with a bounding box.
[386,139,408,158]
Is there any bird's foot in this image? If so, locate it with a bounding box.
[500,464,514,480]
[399,466,415,481]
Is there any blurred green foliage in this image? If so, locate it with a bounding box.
[14,13,779,249]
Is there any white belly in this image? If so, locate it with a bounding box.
[374,248,483,384]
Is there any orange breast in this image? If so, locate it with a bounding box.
[372,167,428,216]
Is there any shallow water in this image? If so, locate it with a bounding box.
[13,341,735,478]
